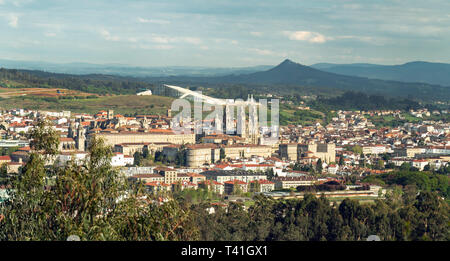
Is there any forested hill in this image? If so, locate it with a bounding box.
[311,91,422,111]
[0,68,154,95]
[147,59,450,102]
[311,61,450,87]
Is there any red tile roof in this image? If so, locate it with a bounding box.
[249,179,274,184]
[224,180,247,185]
[0,155,11,161]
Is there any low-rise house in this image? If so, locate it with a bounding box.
[327,164,338,174]
[109,152,135,166]
[129,174,164,183]
[145,182,171,194]
[273,176,317,190]
[0,155,12,165]
[55,151,87,166]
[6,161,23,174]
[186,172,206,184]
[199,180,225,195]
[153,167,190,184]
[249,179,275,193]
[224,180,248,195]
[201,169,267,184]
[173,181,198,191]
[412,159,429,171]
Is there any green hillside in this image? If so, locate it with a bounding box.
[0,68,155,95]
[0,95,174,116]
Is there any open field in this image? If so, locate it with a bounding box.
[0,94,175,115]
[0,87,96,98]
[280,106,324,126]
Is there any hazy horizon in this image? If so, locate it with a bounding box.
[1,57,449,70]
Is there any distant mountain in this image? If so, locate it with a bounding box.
[218,59,355,84]
[1,58,450,102]
[311,63,381,70]
[154,59,450,101]
[311,61,450,87]
[0,59,272,77]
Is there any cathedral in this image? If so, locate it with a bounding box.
[219,95,260,145]
[68,120,86,151]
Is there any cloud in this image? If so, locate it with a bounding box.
[182,37,202,45]
[343,4,361,10]
[127,37,138,43]
[35,23,63,37]
[248,48,274,56]
[154,45,174,50]
[150,36,170,44]
[97,30,202,47]
[44,32,57,37]
[137,17,170,25]
[147,35,201,45]
[283,31,330,43]
[335,35,390,46]
[250,31,262,37]
[100,29,120,41]
[7,13,18,28]
[378,24,446,37]
[248,48,287,57]
[11,0,33,7]
[214,38,238,45]
[135,44,174,50]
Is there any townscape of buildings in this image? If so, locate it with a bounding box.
[0,105,449,200]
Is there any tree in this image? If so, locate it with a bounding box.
[352,145,363,155]
[219,148,226,161]
[0,163,8,185]
[246,195,275,240]
[142,147,150,159]
[412,191,449,240]
[28,118,60,156]
[0,136,199,241]
[175,150,185,166]
[133,151,142,166]
[381,153,391,161]
[376,160,385,170]
[338,157,345,166]
[265,168,275,181]
[0,151,47,240]
[400,162,412,171]
[316,159,323,173]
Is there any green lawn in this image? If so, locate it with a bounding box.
[243,200,255,207]
[279,105,324,125]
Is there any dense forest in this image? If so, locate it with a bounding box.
[362,170,450,198]
[311,91,422,111]
[188,191,448,241]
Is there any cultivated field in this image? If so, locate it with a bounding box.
[0,87,96,98]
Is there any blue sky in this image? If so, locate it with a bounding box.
[0,0,449,67]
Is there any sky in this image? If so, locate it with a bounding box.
[0,0,449,67]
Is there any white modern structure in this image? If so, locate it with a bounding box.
[163,84,261,106]
[137,89,153,96]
